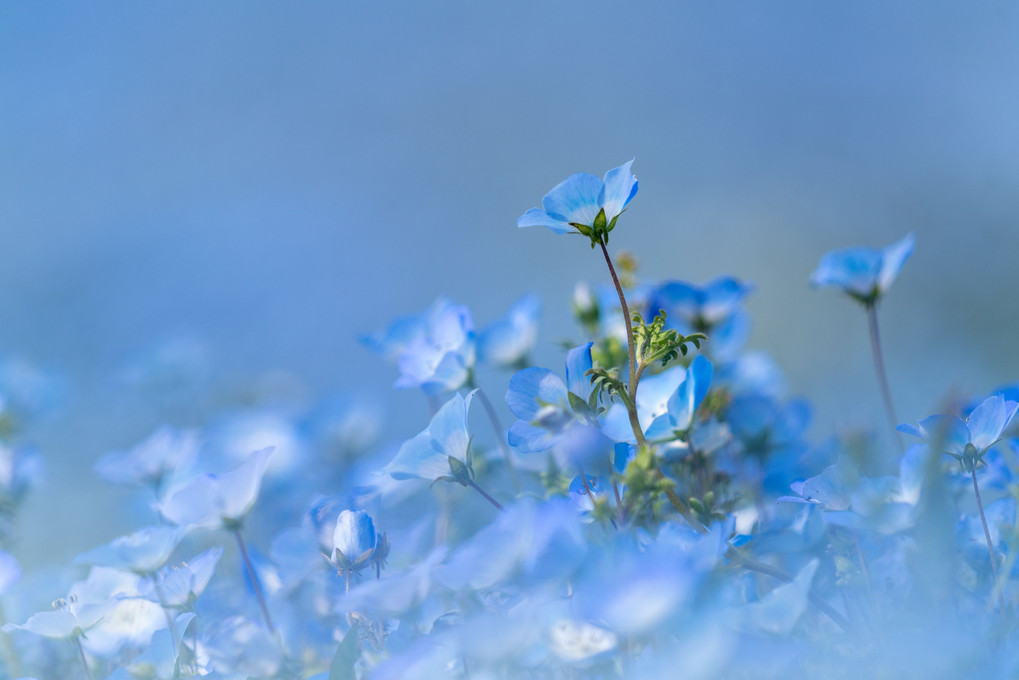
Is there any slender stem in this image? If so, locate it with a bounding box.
[466,479,503,511]
[232,528,276,635]
[971,468,1001,587]
[866,304,902,450]
[474,387,520,491]
[75,635,94,680]
[598,238,637,401]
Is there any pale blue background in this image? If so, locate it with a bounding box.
[3,2,1019,565]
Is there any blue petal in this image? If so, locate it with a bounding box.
[564,342,595,401]
[877,233,915,293]
[967,394,1018,452]
[429,391,473,460]
[517,207,575,235]
[916,415,969,455]
[507,420,558,453]
[810,248,882,297]
[541,172,603,226]
[387,431,447,481]
[506,367,567,420]
[699,276,753,324]
[600,159,638,221]
[600,403,638,444]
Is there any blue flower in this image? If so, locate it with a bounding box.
[477,293,540,369]
[517,160,638,244]
[386,391,475,482]
[898,393,1019,466]
[810,233,915,305]
[331,509,388,579]
[646,277,753,361]
[505,343,596,453]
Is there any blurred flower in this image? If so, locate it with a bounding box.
[94,426,200,490]
[74,526,185,575]
[157,447,273,529]
[517,160,638,243]
[140,547,223,610]
[810,233,915,305]
[646,277,753,361]
[477,293,540,368]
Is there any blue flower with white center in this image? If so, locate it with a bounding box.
[157,447,273,529]
[386,390,476,482]
[898,393,1019,469]
[517,160,638,245]
[810,233,915,305]
[505,343,597,453]
[394,302,475,395]
[477,293,540,369]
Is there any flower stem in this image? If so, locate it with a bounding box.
[232,527,276,635]
[971,467,1001,597]
[597,237,637,404]
[474,387,520,491]
[466,478,503,511]
[866,304,902,450]
[75,635,94,680]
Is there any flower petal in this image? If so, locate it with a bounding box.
[600,159,638,221]
[541,172,603,226]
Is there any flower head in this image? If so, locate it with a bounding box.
[899,393,1018,469]
[518,160,637,246]
[330,509,388,579]
[386,390,476,483]
[810,233,915,305]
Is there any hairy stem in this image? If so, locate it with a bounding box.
[232,527,276,635]
[475,387,520,491]
[598,238,637,402]
[866,304,902,450]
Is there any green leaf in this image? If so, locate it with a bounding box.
[329,623,359,680]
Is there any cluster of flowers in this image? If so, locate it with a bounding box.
[2,161,1018,679]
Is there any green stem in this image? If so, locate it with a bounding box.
[866,304,902,450]
[232,528,276,635]
[474,387,520,491]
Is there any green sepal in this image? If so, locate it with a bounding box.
[567,390,594,417]
[448,455,473,486]
[593,208,607,232]
[606,213,620,233]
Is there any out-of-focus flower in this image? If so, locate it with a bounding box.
[477,293,540,369]
[518,160,638,244]
[157,447,273,529]
[140,547,223,610]
[94,427,200,490]
[810,233,915,305]
[201,615,284,678]
[647,277,753,361]
[74,526,185,575]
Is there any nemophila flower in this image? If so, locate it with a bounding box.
[329,509,388,580]
[364,298,476,395]
[74,526,185,574]
[810,233,915,305]
[506,343,597,453]
[140,547,223,609]
[157,447,273,529]
[386,390,475,483]
[202,615,284,678]
[517,160,638,245]
[739,560,819,636]
[477,293,540,368]
[956,496,1015,569]
[94,426,200,490]
[107,612,195,680]
[4,594,114,641]
[602,355,713,445]
[898,394,1019,469]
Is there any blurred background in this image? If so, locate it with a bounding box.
[2,1,1018,567]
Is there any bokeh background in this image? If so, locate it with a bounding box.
[2,2,1018,567]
